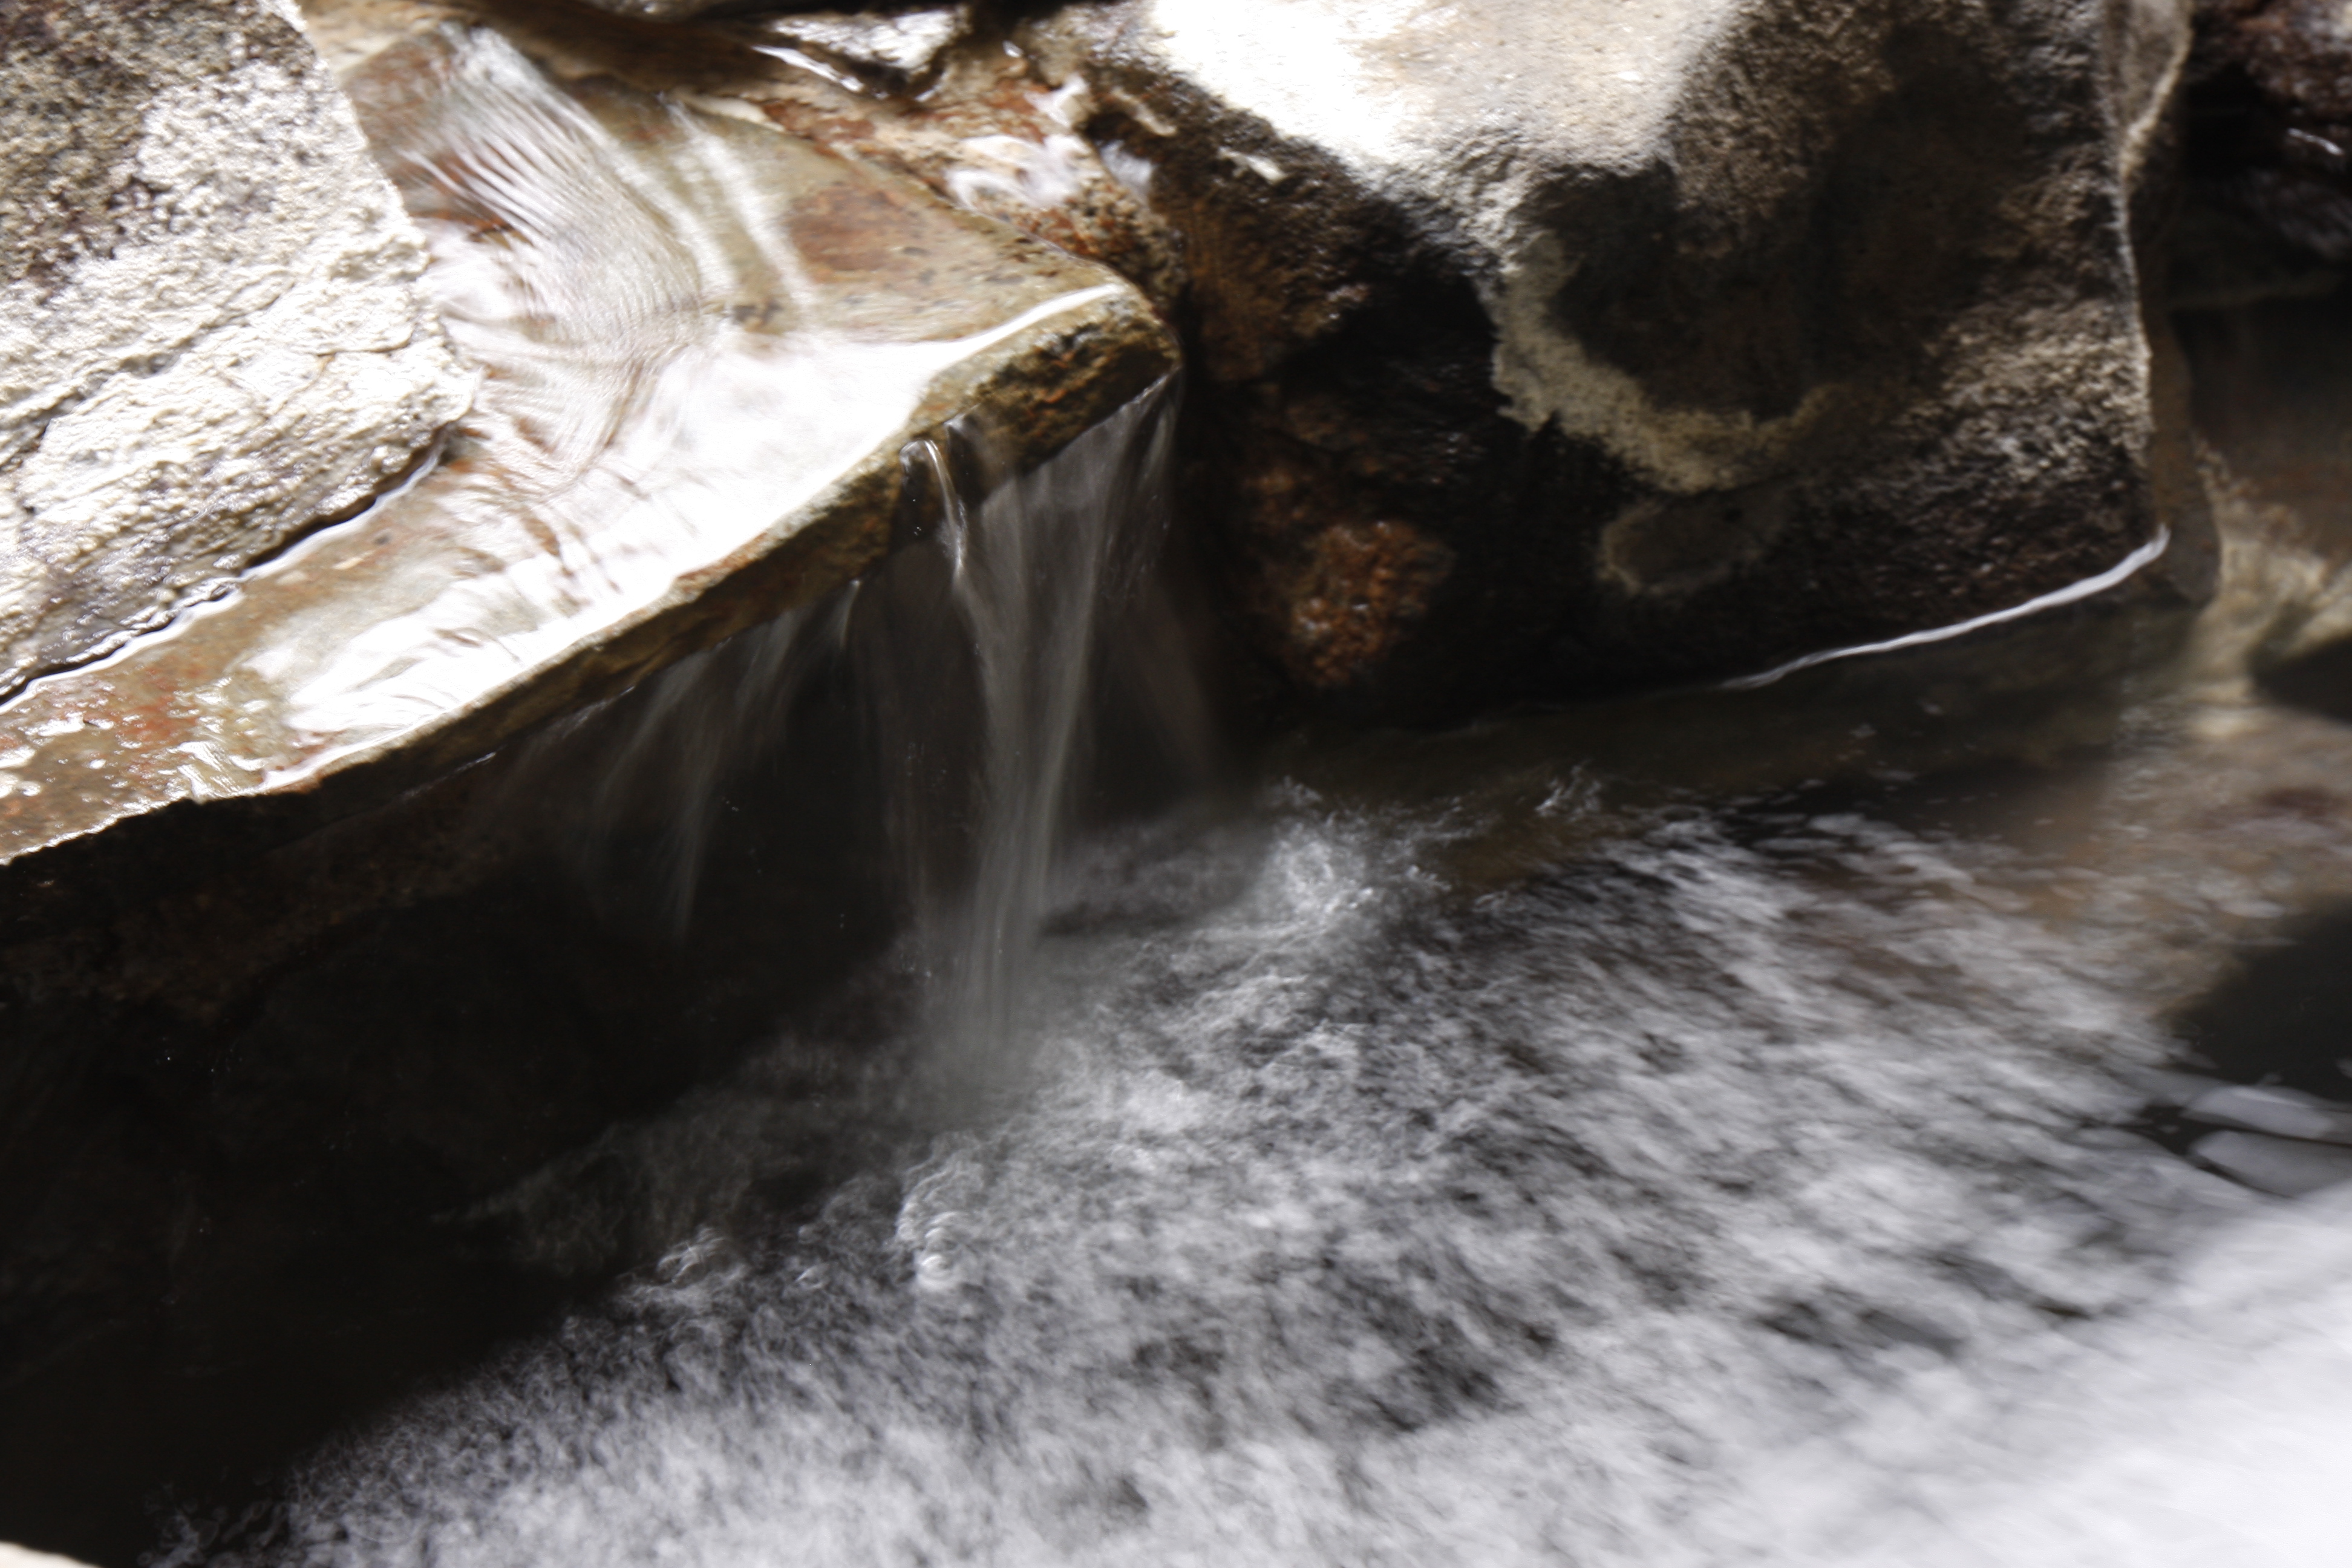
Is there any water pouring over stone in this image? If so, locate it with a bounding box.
[13,1,2352,1566]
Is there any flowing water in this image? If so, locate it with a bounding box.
[3,30,2348,1555]
[103,289,2352,1567]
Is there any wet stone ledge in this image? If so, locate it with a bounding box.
[0,23,1173,936]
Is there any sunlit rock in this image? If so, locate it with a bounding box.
[748,6,976,93]
[0,0,472,704]
[0,1543,99,1568]
[0,24,1172,927]
[999,0,2215,715]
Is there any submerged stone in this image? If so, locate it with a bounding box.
[2183,1083,2352,1145]
[0,0,472,704]
[2190,1128,2352,1194]
[0,24,1172,929]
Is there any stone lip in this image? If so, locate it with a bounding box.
[0,25,1172,933]
[0,0,472,704]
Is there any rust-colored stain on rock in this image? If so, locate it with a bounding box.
[1281,519,1454,691]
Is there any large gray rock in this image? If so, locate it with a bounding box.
[996,0,2213,715]
[0,0,471,701]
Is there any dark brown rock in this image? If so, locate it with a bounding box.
[2186,0,2352,262]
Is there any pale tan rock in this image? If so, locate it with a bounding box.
[0,0,472,701]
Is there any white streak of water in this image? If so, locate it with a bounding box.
[1723,529,2172,691]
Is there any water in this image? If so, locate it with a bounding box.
[131,323,2352,1564]
[501,379,1183,1056]
[855,384,1180,1073]
[149,776,2291,1567]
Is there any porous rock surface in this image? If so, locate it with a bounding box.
[1006,0,2212,714]
[0,0,472,702]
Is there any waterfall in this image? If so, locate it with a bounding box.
[863,380,1180,1079]
[505,377,1184,1081]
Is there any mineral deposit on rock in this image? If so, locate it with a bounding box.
[0,0,472,702]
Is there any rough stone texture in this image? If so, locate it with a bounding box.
[0,22,1173,927]
[0,0,472,702]
[2184,0,2352,261]
[985,0,2211,717]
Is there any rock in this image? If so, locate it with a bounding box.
[0,0,471,704]
[2134,1067,2232,1108]
[0,22,1173,932]
[2184,0,2352,263]
[2191,1128,2352,1194]
[2183,1083,2352,1144]
[991,0,2215,717]
[743,6,975,93]
[0,1544,99,1568]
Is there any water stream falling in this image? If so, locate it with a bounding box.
[13,8,2352,1566]
[498,376,1184,1083]
[858,383,1179,1077]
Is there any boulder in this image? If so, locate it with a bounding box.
[0,21,1173,930]
[1005,0,2215,716]
[0,0,472,702]
[2184,0,2352,263]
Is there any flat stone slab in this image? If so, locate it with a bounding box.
[0,24,1169,927]
[2183,1083,2352,1146]
[2190,1128,2352,1195]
